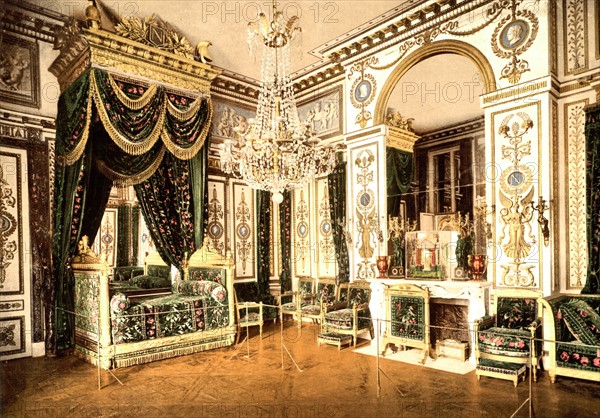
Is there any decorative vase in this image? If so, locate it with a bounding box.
[376,255,389,278]
[468,254,487,281]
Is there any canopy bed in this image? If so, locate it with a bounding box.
[48,11,221,357]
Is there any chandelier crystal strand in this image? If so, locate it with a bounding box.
[219,1,337,204]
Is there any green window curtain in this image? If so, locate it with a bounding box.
[386,147,414,217]
[328,160,350,283]
[583,105,600,294]
[279,191,292,292]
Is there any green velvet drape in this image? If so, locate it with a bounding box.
[51,68,212,351]
[386,147,414,217]
[328,159,350,283]
[583,105,600,294]
[279,191,292,292]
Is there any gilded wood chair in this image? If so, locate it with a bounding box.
[235,290,264,344]
[278,276,315,328]
[474,289,543,386]
[381,283,431,364]
[300,277,338,325]
[321,280,373,347]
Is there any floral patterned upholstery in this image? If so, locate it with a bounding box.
[540,295,600,383]
[300,279,337,321]
[474,290,542,385]
[320,281,373,347]
[279,277,315,328]
[110,268,230,345]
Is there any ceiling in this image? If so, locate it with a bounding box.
[89,0,414,80]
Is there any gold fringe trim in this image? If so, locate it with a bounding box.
[96,146,167,186]
[107,71,159,110]
[166,94,203,121]
[61,78,94,165]
[160,99,213,160]
[91,69,166,156]
[113,336,233,368]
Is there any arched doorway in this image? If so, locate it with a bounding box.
[377,40,496,266]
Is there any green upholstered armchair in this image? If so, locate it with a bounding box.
[299,277,338,325]
[278,277,315,328]
[321,280,373,347]
[474,289,542,386]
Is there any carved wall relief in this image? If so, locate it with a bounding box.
[293,188,311,277]
[316,180,336,278]
[496,111,537,287]
[563,0,588,75]
[564,100,588,289]
[206,181,226,255]
[353,149,379,279]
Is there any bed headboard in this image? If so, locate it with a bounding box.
[143,252,171,279]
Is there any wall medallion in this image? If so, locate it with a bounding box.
[348,58,377,128]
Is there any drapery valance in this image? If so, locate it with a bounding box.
[51,68,211,352]
[57,68,212,173]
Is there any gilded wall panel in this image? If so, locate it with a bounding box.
[564,100,588,289]
[293,185,312,277]
[138,215,156,262]
[491,102,542,289]
[206,180,227,255]
[349,143,381,280]
[315,178,336,278]
[232,182,255,280]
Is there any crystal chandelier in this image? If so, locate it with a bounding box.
[219,1,337,204]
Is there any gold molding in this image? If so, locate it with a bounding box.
[482,80,548,105]
[374,40,496,125]
[49,28,221,94]
[551,100,559,292]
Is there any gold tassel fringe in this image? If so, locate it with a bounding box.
[161,99,212,160]
[107,71,159,110]
[61,79,94,165]
[96,146,166,186]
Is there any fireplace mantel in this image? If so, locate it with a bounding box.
[367,278,491,364]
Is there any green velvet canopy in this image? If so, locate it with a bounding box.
[51,68,212,351]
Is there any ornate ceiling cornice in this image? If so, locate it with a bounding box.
[322,0,495,67]
[0,1,66,44]
[211,70,260,105]
[49,27,222,94]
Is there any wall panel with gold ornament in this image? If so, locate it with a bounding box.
[563,99,588,290]
[206,179,227,256]
[315,177,337,279]
[231,181,256,281]
[346,128,388,281]
[293,185,313,278]
[489,101,547,290]
[0,148,32,360]
[92,209,117,269]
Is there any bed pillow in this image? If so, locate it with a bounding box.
[110,293,130,314]
[174,280,227,303]
[559,300,600,346]
[130,275,171,289]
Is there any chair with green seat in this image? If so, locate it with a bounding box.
[278,276,315,328]
[474,289,543,386]
[300,277,338,325]
[320,280,374,347]
[234,289,264,344]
